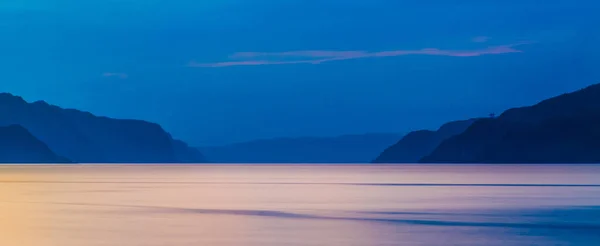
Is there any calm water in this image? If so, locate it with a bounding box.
[1,164,600,246]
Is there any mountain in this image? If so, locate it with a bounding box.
[0,93,205,163]
[421,83,600,163]
[0,125,70,163]
[172,140,206,163]
[372,119,478,163]
[200,133,402,163]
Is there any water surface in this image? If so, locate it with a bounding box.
[1,164,599,246]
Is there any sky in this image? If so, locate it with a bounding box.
[1,0,599,146]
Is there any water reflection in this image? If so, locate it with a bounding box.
[1,164,600,246]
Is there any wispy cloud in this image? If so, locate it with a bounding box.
[191,43,531,68]
[472,36,491,43]
[102,72,128,79]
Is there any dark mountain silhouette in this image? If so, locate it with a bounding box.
[172,140,206,163]
[372,119,478,163]
[0,93,205,163]
[200,133,401,163]
[422,83,600,163]
[0,125,70,163]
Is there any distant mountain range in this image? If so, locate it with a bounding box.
[200,133,402,163]
[421,83,600,163]
[3,82,600,164]
[0,93,205,163]
[373,119,478,163]
[0,125,69,163]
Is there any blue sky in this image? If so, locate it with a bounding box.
[1,0,599,145]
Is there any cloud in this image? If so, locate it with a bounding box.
[472,36,491,43]
[191,43,531,68]
[102,72,128,79]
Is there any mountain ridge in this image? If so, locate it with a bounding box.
[372,119,478,163]
[201,133,402,163]
[0,92,205,163]
[421,83,600,163]
[0,124,70,163]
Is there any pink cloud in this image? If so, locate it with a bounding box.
[472,36,491,43]
[189,60,321,68]
[229,51,369,59]
[102,72,128,79]
[191,43,531,68]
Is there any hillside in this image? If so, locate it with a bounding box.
[0,125,70,163]
[422,83,600,163]
[0,93,205,163]
[373,119,478,163]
